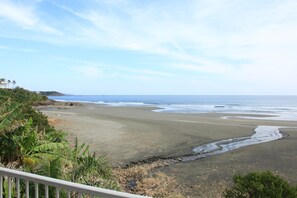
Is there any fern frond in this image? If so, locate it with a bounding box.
[33,142,66,153]
[0,99,24,134]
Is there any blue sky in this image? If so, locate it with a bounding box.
[0,0,297,95]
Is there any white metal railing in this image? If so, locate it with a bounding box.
[0,167,147,198]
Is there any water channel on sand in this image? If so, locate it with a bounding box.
[182,126,284,162]
[129,125,290,167]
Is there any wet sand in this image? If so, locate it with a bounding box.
[41,103,297,197]
[160,127,297,197]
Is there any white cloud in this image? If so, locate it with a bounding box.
[171,63,230,75]
[117,67,174,77]
[0,0,61,35]
[56,0,295,79]
[2,0,297,94]
[0,0,37,27]
[0,44,36,52]
[73,66,102,78]
[52,0,297,89]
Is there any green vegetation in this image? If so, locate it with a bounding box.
[39,91,64,96]
[0,87,47,104]
[224,171,297,198]
[0,88,119,196]
[0,87,52,131]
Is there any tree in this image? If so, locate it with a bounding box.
[0,99,24,135]
[7,80,11,88]
[12,80,16,89]
[224,171,297,198]
[0,78,6,88]
[0,99,26,163]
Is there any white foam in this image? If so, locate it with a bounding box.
[95,101,106,104]
[153,104,222,113]
[154,104,297,121]
[99,102,151,107]
[53,99,66,102]
[223,112,297,121]
[51,97,297,121]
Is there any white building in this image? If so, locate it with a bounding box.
[0,82,8,88]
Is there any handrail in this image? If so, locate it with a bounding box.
[0,167,147,198]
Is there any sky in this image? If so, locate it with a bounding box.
[0,0,297,95]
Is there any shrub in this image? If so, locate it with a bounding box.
[0,88,120,191]
[0,88,52,131]
[224,171,297,198]
[0,87,47,104]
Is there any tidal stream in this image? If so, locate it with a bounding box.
[129,126,286,167]
[181,126,283,162]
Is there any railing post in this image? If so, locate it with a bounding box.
[8,176,12,198]
[45,185,49,198]
[0,175,3,198]
[35,182,39,198]
[56,187,60,198]
[16,178,20,198]
[26,180,29,198]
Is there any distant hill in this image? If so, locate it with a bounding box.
[39,91,65,96]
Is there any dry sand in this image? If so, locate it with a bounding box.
[41,103,297,197]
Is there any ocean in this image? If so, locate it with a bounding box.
[49,95,297,121]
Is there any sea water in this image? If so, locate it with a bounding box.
[49,95,297,121]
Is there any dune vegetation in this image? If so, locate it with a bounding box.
[0,88,119,197]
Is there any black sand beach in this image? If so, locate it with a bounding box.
[42,103,297,197]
